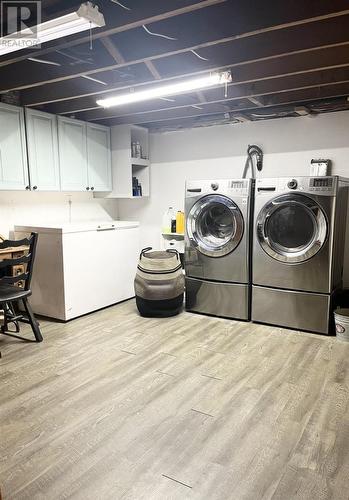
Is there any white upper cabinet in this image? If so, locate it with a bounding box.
[0,109,112,193]
[0,103,29,190]
[58,116,88,192]
[87,123,112,192]
[25,108,60,191]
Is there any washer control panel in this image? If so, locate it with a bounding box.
[186,179,252,197]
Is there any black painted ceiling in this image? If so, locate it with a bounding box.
[1,0,349,131]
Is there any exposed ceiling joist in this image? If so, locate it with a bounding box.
[1,8,349,94]
[0,0,225,68]
[17,16,349,107]
[1,1,348,128]
[144,60,161,80]
[144,95,349,130]
[81,72,349,126]
[100,83,349,127]
[247,97,264,107]
[23,38,349,110]
[231,113,251,122]
[100,37,125,64]
[46,48,349,116]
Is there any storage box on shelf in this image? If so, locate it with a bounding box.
[95,124,150,199]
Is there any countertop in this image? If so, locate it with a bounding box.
[14,221,140,234]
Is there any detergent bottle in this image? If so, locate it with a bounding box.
[176,211,185,234]
[162,207,174,233]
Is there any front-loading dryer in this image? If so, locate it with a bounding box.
[185,178,254,320]
[252,176,349,334]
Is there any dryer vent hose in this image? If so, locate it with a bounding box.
[242,144,263,178]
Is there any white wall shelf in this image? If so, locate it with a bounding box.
[131,158,150,167]
[161,232,185,253]
[95,124,150,199]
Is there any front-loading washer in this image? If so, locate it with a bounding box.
[185,178,254,320]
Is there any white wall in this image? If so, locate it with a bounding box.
[0,191,118,238]
[117,110,349,284]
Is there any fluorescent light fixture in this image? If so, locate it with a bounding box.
[0,2,105,57]
[96,71,232,108]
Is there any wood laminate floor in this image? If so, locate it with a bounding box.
[1,300,349,500]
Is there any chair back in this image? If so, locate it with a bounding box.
[0,232,38,291]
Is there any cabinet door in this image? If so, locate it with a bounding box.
[58,116,88,191]
[26,109,60,191]
[87,123,112,191]
[0,103,29,190]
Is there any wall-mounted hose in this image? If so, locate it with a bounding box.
[242,144,263,178]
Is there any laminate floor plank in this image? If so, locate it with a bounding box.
[1,299,349,499]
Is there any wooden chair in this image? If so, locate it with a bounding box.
[0,233,43,342]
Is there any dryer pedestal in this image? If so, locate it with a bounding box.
[252,285,334,334]
[186,277,250,320]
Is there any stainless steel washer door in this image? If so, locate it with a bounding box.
[187,194,244,257]
[256,193,328,263]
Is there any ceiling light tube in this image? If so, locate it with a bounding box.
[0,2,105,57]
[96,71,232,108]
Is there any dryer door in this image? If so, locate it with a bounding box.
[187,194,244,257]
[256,193,328,263]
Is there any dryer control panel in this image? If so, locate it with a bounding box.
[256,176,337,196]
[309,177,334,191]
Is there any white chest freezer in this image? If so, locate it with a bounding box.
[14,221,140,321]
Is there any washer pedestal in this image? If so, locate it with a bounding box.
[186,277,250,320]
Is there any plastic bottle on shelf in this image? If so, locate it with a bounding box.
[176,211,185,234]
[135,141,142,158]
[171,215,176,233]
[162,207,174,234]
[131,142,136,158]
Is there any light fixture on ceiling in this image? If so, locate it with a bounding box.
[0,2,105,57]
[96,71,232,108]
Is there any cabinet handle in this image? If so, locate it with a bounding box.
[33,186,37,190]
[91,186,94,191]
[86,187,90,191]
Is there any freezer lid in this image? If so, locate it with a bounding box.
[14,221,140,234]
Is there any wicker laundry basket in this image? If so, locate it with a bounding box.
[135,247,184,317]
